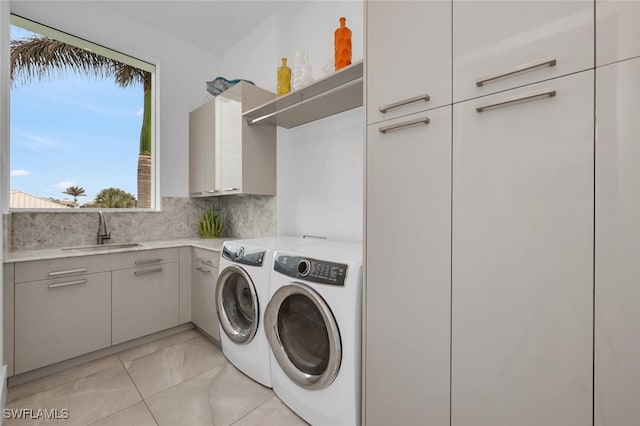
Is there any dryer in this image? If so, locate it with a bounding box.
[215,237,322,388]
[264,241,363,425]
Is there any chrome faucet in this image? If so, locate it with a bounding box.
[97,211,111,245]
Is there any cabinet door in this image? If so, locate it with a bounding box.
[215,94,242,192]
[192,261,220,341]
[452,71,593,425]
[366,0,451,124]
[15,272,111,374]
[112,262,179,344]
[365,106,451,425]
[453,0,593,102]
[595,57,640,426]
[596,0,640,66]
[189,99,215,196]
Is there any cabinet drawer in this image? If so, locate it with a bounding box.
[15,253,115,283]
[453,0,593,102]
[15,271,111,374]
[110,248,180,270]
[112,262,180,344]
[192,247,220,268]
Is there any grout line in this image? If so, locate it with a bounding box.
[117,354,161,426]
[228,394,278,426]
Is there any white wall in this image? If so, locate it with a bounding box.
[8,0,221,198]
[222,1,364,243]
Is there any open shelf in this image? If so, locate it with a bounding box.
[243,60,363,129]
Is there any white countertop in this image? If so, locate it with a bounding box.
[4,238,230,263]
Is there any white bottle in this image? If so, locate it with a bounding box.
[292,49,305,91]
[300,52,314,88]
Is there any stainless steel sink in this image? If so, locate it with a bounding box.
[62,242,142,252]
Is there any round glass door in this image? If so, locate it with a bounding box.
[264,282,341,390]
[216,265,259,344]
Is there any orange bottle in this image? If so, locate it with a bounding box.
[277,57,291,96]
[334,17,352,71]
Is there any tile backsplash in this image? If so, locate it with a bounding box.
[5,196,276,251]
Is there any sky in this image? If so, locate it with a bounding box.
[10,25,144,206]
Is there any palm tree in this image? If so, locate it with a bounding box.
[94,187,136,208]
[10,36,153,207]
[63,185,86,208]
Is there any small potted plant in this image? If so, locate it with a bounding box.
[199,205,224,238]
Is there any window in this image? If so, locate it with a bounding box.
[9,15,156,209]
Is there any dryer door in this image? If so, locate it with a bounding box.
[264,282,341,390]
[216,265,259,344]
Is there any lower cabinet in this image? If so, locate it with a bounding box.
[452,71,594,425]
[112,262,180,345]
[14,271,111,374]
[191,248,220,340]
[365,106,451,425]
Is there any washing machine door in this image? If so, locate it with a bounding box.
[216,265,260,344]
[264,282,341,390]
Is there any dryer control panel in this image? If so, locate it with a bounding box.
[274,254,347,286]
[222,243,265,267]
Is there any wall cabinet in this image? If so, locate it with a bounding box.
[15,271,111,374]
[366,0,451,124]
[365,106,451,425]
[112,258,180,345]
[596,0,640,66]
[451,71,593,426]
[189,82,276,197]
[453,0,593,102]
[191,248,220,340]
[595,57,640,425]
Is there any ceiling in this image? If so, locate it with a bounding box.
[102,1,303,56]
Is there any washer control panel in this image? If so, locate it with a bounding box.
[222,243,265,267]
[274,254,347,286]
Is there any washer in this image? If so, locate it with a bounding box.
[215,237,322,388]
[264,241,363,425]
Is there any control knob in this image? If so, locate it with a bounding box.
[297,258,311,276]
[234,246,245,261]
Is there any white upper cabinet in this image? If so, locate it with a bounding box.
[366,0,451,124]
[453,0,593,102]
[596,0,640,66]
[189,82,276,197]
[595,57,640,426]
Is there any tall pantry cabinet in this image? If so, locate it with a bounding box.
[365,1,595,425]
[364,1,452,425]
[594,2,640,425]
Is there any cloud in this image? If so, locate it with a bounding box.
[54,181,75,191]
[135,108,144,117]
[12,130,66,152]
[10,169,30,177]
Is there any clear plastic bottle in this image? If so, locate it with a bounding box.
[334,17,352,71]
[277,57,291,96]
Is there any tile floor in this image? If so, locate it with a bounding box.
[5,329,308,425]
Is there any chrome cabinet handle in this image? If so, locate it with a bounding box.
[48,279,87,289]
[379,94,430,113]
[134,258,163,266]
[475,88,556,113]
[378,117,430,134]
[222,188,239,192]
[134,268,163,276]
[196,257,214,265]
[475,57,557,87]
[196,267,211,273]
[48,268,88,277]
[205,190,218,193]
